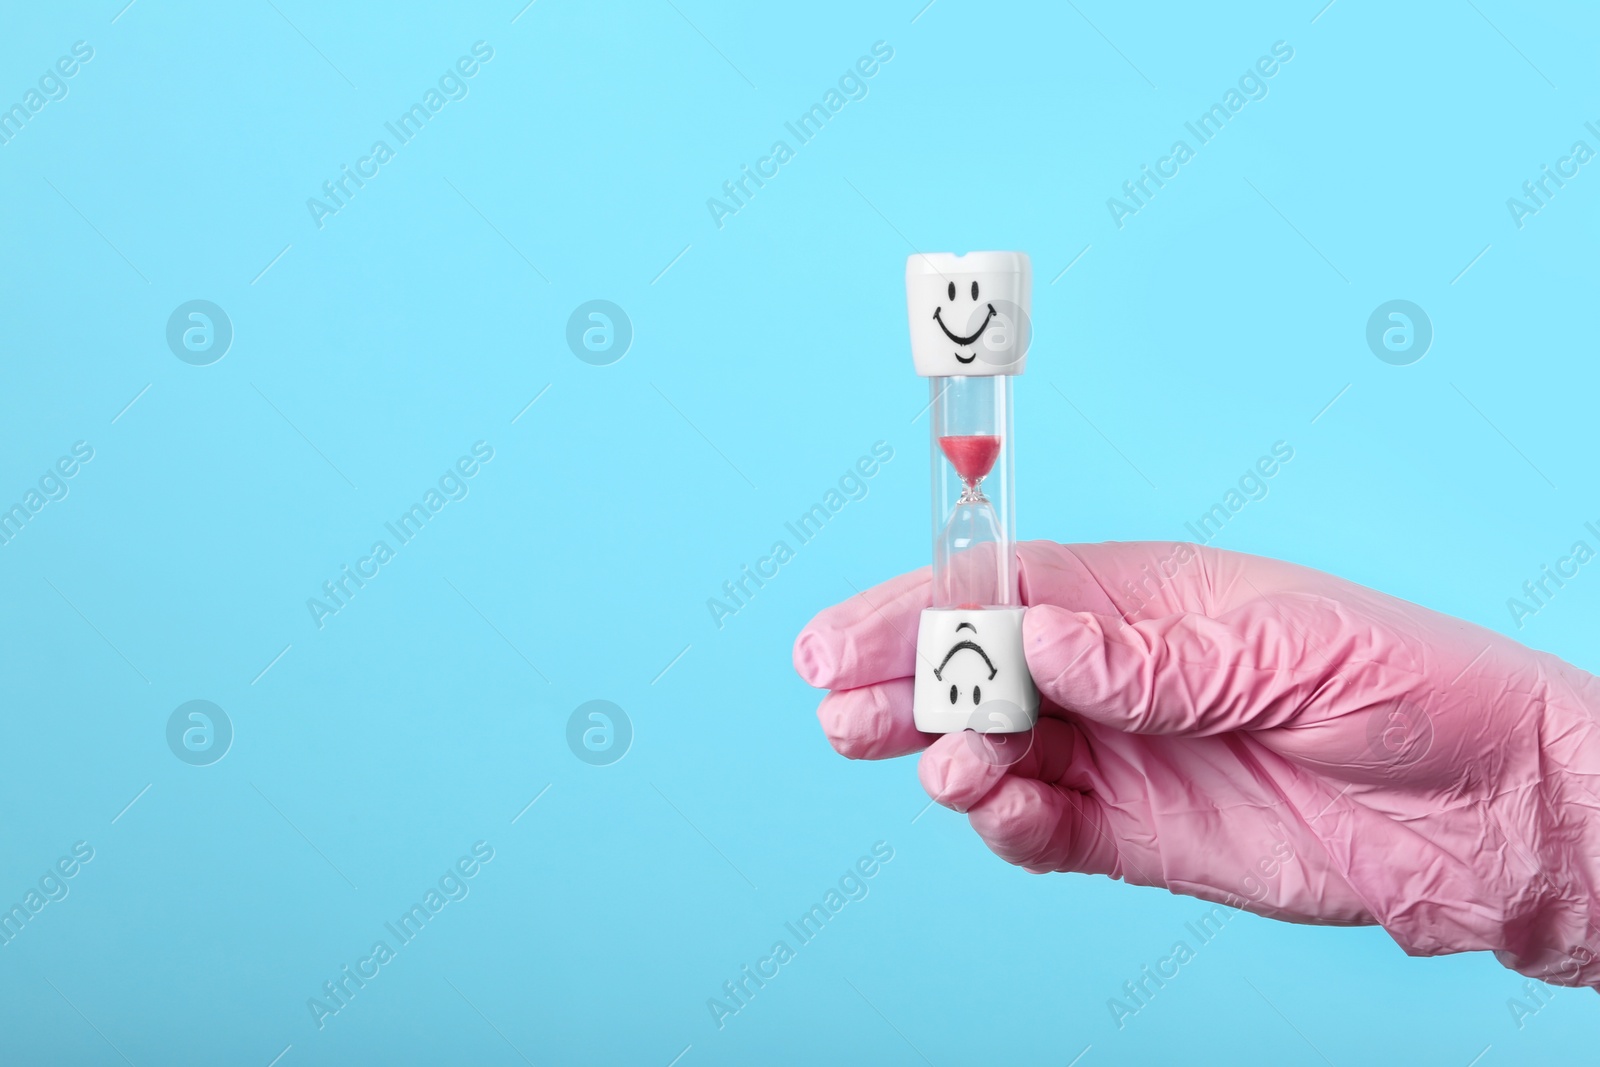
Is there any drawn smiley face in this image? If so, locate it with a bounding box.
[905,252,1031,377]
[932,280,995,364]
[932,621,998,706]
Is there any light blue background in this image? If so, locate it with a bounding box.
[0,0,1596,1063]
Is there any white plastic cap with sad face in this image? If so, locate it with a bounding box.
[912,607,1038,734]
[905,251,1031,377]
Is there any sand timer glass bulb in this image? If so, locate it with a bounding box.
[904,252,1039,735]
[933,392,1006,610]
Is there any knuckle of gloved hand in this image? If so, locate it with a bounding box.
[918,749,957,807]
[817,686,888,759]
[816,692,857,756]
[792,623,839,689]
[970,786,1051,865]
[928,746,1001,812]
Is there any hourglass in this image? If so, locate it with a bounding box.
[905,252,1039,734]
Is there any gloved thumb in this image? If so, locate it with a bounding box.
[1023,602,1315,736]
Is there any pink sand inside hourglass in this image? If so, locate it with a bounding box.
[938,435,1002,486]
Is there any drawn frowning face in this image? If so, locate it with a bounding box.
[933,620,998,706]
[913,607,1039,736]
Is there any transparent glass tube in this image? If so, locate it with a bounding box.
[930,375,1017,609]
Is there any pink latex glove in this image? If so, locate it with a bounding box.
[793,541,1600,988]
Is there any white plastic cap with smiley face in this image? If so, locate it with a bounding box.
[905,251,1032,377]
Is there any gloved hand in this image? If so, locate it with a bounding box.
[793,540,1600,988]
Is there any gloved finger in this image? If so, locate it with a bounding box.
[795,542,1210,693]
[793,567,930,691]
[967,777,1121,876]
[917,717,1096,812]
[1024,600,1334,736]
[1017,540,1213,618]
[816,679,935,760]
